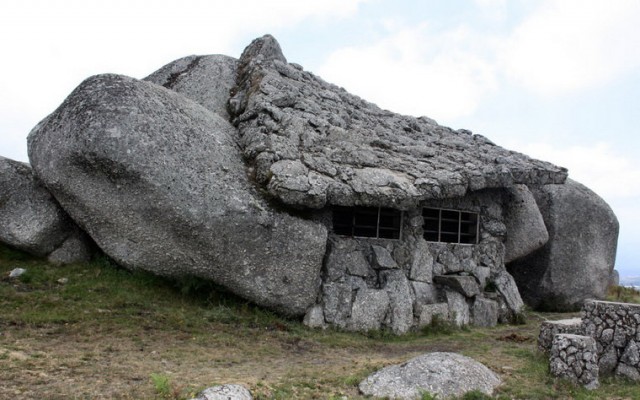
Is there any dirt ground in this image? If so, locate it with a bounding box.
[1,318,515,399]
[1,252,622,400]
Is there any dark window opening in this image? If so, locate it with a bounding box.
[333,206,402,239]
[422,207,478,244]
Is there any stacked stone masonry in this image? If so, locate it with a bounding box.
[538,318,583,353]
[305,190,525,334]
[230,36,568,211]
[583,300,640,380]
[549,334,599,389]
[541,300,640,385]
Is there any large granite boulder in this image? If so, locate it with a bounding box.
[144,54,237,120]
[359,352,502,399]
[28,74,327,316]
[508,179,619,311]
[503,184,548,263]
[0,156,74,256]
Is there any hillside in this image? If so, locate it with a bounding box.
[1,244,638,399]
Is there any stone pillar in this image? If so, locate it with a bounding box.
[549,334,599,390]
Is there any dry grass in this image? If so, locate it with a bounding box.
[1,244,639,399]
[607,285,640,304]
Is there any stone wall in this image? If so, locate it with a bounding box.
[549,334,599,389]
[582,300,640,380]
[540,300,640,385]
[304,190,525,334]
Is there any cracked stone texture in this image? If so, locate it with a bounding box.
[492,269,525,316]
[418,303,449,327]
[348,288,390,332]
[508,179,619,311]
[144,54,237,120]
[0,156,76,256]
[446,290,470,327]
[472,297,498,327]
[228,35,568,209]
[302,305,325,329]
[582,300,640,379]
[549,334,599,390]
[27,74,326,317]
[434,275,480,298]
[311,201,524,332]
[359,352,502,399]
[381,270,414,335]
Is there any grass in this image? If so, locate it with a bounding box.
[607,285,640,304]
[1,243,639,399]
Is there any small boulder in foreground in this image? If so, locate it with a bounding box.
[192,384,252,400]
[359,352,501,399]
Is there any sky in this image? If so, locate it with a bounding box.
[0,0,638,276]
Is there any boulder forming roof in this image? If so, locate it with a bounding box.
[228,35,568,209]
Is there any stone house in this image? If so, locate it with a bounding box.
[223,36,574,334]
[2,35,618,335]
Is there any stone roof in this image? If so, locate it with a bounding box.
[228,35,568,209]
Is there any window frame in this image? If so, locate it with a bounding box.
[422,207,479,244]
[332,206,403,240]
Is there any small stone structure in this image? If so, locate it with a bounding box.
[583,300,640,380]
[311,194,525,334]
[541,300,640,385]
[538,318,583,352]
[549,334,599,389]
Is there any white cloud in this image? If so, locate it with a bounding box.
[316,0,640,123]
[473,0,508,22]
[0,0,368,162]
[518,142,640,201]
[0,0,368,81]
[517,141,640,273]
[317,24,498,120]
[502,0,640,95]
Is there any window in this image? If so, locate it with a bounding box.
[423,207,478,244]
[333,206,402,239]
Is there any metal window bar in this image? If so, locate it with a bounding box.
[423,207,479,244]
[457,210,461,244]
[438,208,442,242]
[336,206,403,240]
[376,207,380,239]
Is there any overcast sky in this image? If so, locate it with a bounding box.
[1,0,638,276]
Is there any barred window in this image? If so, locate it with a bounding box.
[333,206,402,239]
[423,207,478,244]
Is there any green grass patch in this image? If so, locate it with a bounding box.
[3,243,640,399]
[0,245,307,342]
